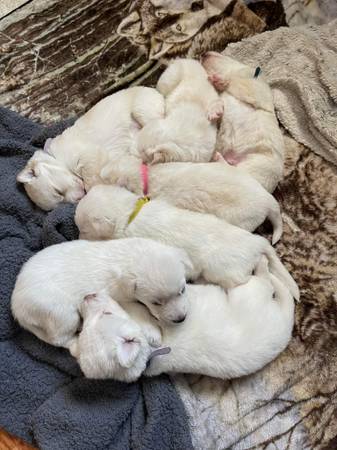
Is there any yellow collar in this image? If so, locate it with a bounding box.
[128,196,150,225]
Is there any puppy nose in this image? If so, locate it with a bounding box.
[172,315,186,324]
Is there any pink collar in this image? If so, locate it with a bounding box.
[140,163,149,196]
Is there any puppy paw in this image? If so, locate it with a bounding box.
[142,325,162,348]
[212,151,225,162]
[208,74,229,92]
[207,100,224,122]
[222,274,250,289]
[143,146,170,165]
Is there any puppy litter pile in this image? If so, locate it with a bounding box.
[1,5,336,448]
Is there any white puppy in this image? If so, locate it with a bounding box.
[75,185,299,299]
[17,87,165,210]
[11,238,191,351]
[201,52,284,193]
[138,59,222,164]
[70,290,163,382]
[146,258,295,378]
[101,158,282,243]
[73,260,295,381]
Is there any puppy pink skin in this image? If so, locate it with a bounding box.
[208,74,230,92]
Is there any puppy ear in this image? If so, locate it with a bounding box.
[116,337,140,368]
[17,166,36,184]
[43,138,53,154]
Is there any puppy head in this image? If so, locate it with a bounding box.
[17,150,85,210]
[134,245,192,325]
[77,290,151,382]
[75,185,136,240]
[201,52,253,80]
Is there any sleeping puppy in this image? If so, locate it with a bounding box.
[101,158,282,243]
[16,87,165,210]
[201,52,284,193]
[70,290,163,382]
[74,259,295,381]
[138,58,222,164]
[146,257,295,379]
[11,237,191,351]
[75,185,299,299]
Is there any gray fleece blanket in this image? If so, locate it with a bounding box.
[0,106,192,450]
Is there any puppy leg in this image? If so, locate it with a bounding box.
[207,99,224,122]
[68,336,80,357]
[253,255,269,278]
[143,142,184,164]
[156,62,182,97]
[126,303,162,347]
[203,263,250,290]
[41,305,81,348]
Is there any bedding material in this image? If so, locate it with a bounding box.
[173,135,337,449]
[224,19,337,166]
[1,2,337,449]
[172,20,337,449]
[0,106,193,450]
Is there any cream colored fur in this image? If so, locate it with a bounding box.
[201,52,284,193]
[11,238,191,351]
[70,290,162,382]
[16,87,165,210]
[75,185,299,299]
[145,258,295,378]
[73,259,295,381]
[101,157,282,242]
[138,59,222,164]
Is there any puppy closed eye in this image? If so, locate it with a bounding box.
[179,285,186,295]
[54,188,64,198]
[152,301,162,306]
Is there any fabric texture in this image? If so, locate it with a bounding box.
[223,19,337,166]
[282,0,337,26]
[0,0,286,122]
[173,134,337,449]
[171,19,337,449]
[0,106,193,450]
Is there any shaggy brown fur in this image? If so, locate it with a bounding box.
[118,0,285,60]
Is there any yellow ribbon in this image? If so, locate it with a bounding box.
[127,196,150,225]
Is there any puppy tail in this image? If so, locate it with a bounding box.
[268,200,283,245]
[264,246,300,301]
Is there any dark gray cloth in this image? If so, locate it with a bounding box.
[0,106,193,450]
